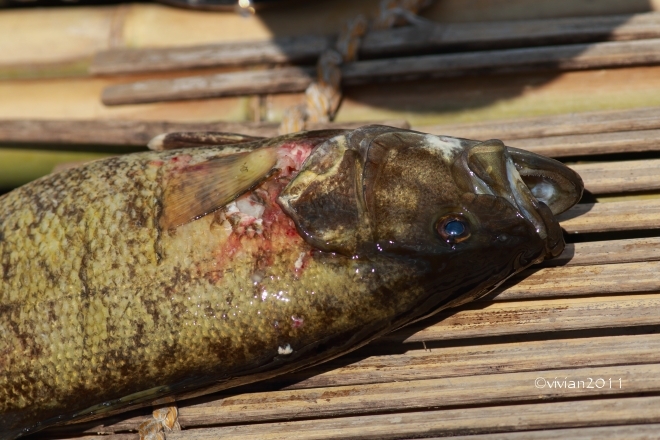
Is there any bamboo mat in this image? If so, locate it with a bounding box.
[2,2,658,438]
[31,113,660,440]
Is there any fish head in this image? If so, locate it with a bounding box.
[279,125,583,307]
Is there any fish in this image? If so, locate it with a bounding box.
[0,125,583,438]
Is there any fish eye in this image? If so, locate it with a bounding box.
[444,220,465,236]
[436,215,470,243]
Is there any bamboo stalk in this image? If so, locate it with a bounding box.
[393,294,660,343]
[571,159,660,195]
[0,118,409,146]
[90,12,660,75]
[68,364,660,429]
[419,106,660,140]
[559,198,660,234]
[498,261,660,300]
[101,39,660,105]
[151,396,660,439]
[439,425,660,440]
[46,396,660,439]
[544,237,660,267]
[507,129,660,158]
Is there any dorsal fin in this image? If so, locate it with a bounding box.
[148,132,264,151]
[160,147,277,230]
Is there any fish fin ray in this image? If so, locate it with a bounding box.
[148,132,264,151]
[160,147,278,230]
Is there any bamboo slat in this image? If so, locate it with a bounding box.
[571,159,660,194]
[101,39,660,105]
[391,294,660,343]
[45,332,660,436]
[507,129,660,158]
[58,363,659,434]
[545,237,660,267]
[559,199,660,234]
[161,364,660,426]
[154,396,660,440]
[420,106,660,140]
[0,107,656,161]
[0,118,410,146]
[90,12,660,75]
[499,262,660,300]
[438,424,660,440]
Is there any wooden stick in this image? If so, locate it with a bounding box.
[271,334,660,390]
[508,129,660,158]
[160,396,660,439]
[101,67,315,106]
[91,36,332,75]
[571,159,660,194]
[101,39,660,105]
[50,397,660,440]
[169,364,660,426]
[559,198,660,234]
[419,106,660,140]
[90,13,660,75]
[439,424,660,440]
[0,119,410,146]
[392,294,660,343]
[44,332,660,436]
[545,237,660,267]
[342,38,660,85]
[498,261,660,300]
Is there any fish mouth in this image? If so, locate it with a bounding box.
[462,140,583,259]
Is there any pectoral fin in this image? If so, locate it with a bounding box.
[148,132,264,151]
[160,147,278,230]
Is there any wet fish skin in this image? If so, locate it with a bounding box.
[0,126,582,438]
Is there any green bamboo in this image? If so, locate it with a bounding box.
[0,148,112,189]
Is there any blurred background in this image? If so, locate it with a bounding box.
[2,0,660,192]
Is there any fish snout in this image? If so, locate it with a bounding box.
[461,140,583,258]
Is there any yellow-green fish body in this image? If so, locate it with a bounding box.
[0,126,582,438]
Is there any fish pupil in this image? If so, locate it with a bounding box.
[444,220,465,236]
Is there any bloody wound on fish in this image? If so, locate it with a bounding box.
[0,125,583,439]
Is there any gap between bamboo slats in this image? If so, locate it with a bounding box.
[101,39,660,105]
[89,12,660,75]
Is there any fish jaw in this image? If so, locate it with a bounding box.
[454,139,583,260]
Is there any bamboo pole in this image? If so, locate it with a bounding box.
[100,39,660,105]
[90,12,660,75]
[0,118,409,146]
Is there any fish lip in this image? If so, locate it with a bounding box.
[461,141,578,256]
[507,147,584,216]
